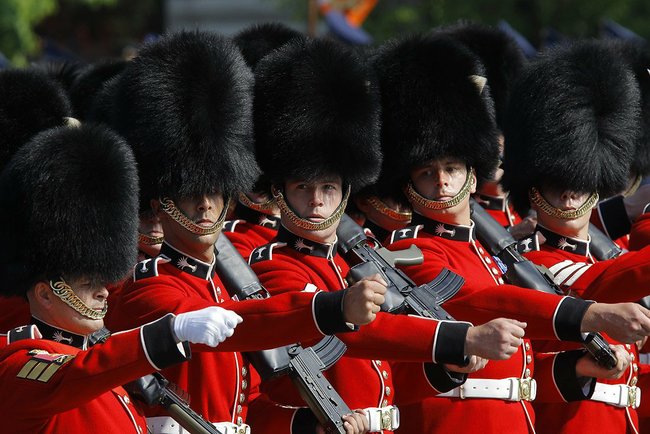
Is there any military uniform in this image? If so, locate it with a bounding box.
[223,201,280,259]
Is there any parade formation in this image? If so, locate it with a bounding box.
[2,18,650,434]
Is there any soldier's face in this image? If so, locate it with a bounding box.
[43,279,108,335]
[283,175,343,243]
[534,186,592,238]
[138,210,163,259]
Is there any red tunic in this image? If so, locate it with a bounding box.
[247,225,473,433]
[222,202,281,260]
[522,225,641,433]
[0,296,31,332]
[473,193,522,227]
[0,315,188,434]
[106,241,352,425]
[386,213,595,434]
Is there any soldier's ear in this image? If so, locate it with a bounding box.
[32,281,55,308]
[470,170,477,194]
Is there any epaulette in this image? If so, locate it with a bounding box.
[389,225,422,244]
[7,324,40,344]
[133,257,165,281]
[249,242,285,265]
[223,219,242,233]
[516,233,540,254]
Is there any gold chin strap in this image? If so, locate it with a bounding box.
[624,174,642,198]
[238,192,277,213]
[138,233,164,246]
[49,279,107,320]
[529,187,599,220]
[404,169,474,210]
[365,196,412,223]
[273,185,351,231]
[160,196,229,236]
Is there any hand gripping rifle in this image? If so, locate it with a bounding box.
[126,373,227,434]
[336,213,462,321]
[214,234,353,434]
[470,199,617,369]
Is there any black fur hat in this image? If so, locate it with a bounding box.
[69,59,127,120]
[607,40,650,178]
[0,124,139,297]
[373,33,500,189]
[233,22,306,69]
[254,38,382,192]
[111,31,260,206]
[503,40,641,215]
[0,68,72,169]
[435,22,526,131]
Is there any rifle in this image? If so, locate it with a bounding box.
[214,235,352,434]
[470,199,617,369]
[126,373,224,434]
[336,213,462,321]
[588,223,623,261]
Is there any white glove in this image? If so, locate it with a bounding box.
[173,306,243,347]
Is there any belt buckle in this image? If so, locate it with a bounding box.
[628,386,639,409]
[459,384,466,400]
[518,378,532,401]
[381,408,393,431]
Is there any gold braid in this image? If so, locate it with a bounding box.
[238,192,277,213]
[624,174,642,198]
[138,233,164,246]
[160,196,229,235]
[529,187,599,219]
[273,185,351,231]
[365,196,412,222]
[49,279,107,320]
[404,169,474,210]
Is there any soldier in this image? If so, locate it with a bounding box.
[502,40,650,433]
[245,36,539,434]
[373,33,649,433]
[0,123,242,433]
[104,31,383,433]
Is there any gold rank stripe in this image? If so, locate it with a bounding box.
[17,356,74,382]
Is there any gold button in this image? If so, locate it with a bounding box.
[525,342,531,351]
[385,386,391,396]
[382,370,389,379]
[240,393,246,403]
[525,369,531,378]
[526,355,532,364]
[498,278,504,284]
[478,247,485,254]
[631,353,635,361]
[242,380,248,389]
[242,366,248,376]
[633,364,639,372]
[376,360,382,366]
[631,377,638,386]
[491,268,499,275]
[626,344,632,350]
[123,395,130,404]
[237,405,242,414]
[382,399,388,407]
[237,417,243,425]
[485,257,492,264]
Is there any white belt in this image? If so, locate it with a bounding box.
[437,378,537,402]
[591,382,641,409]
[147,417,251,434]
[365,405,400,432]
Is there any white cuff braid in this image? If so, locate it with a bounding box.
[173,306,243,347]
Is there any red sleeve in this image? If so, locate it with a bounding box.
[247,394,302,434]
[224,230,259,260]
[0,317,186,416]
[388,239,589,342]
[525,246,650,303]
[533,351,594,403]
[630,213,650,251]
[109,276,327,353]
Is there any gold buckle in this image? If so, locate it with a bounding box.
[628,386,638,408]
[459,384,466,399]
[381,409,393,431]
[519,378,532,401]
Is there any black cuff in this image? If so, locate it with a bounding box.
[291,407,319,434]
[434,321,471,365]
[424,363,467,393]
[314,290,357,335]
[553,350,596,401]
[141,314,191,370]
[598,195,631,239]
[555,297,594,342]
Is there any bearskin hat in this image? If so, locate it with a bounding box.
[434,22,526,131]
[254,38,382,192]
[69,59,127,120]
[111,31,259,206]
[0,68,72,169]
[373,33,500,189]
[0,124,139,297]
[233,22,306,69]
[607,40,650,178]
[502,40,641,215]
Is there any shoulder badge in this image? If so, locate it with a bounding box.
[222,220,242,233]
[390,225,421,244]
[17,349,75,382]
[133,257,163,281]
[7,325,40,344]
[516,234,540,254]
[249,242,284,265]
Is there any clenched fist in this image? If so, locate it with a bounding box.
[342,274,387,325]
[172,306,243,347]
[465,318,527,360]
